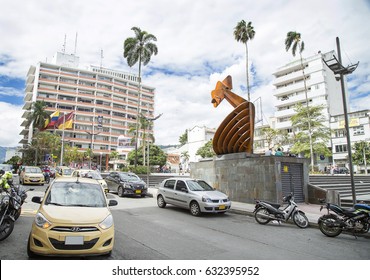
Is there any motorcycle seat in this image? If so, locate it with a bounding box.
[260,201,280,209]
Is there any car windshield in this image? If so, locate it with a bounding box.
[62,169,73,175]
[81,171,103,180]
[125,173,141,181]
[187,180,214,191]
[118,173,137,182]
[25,167,42,173]
[44,182,106,207]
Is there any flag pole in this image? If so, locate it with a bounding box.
[60,113,66,166]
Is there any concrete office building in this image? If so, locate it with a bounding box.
[20,52,155,169]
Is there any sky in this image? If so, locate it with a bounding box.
[0,0,369,147]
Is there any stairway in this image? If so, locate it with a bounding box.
[309,175,370,207]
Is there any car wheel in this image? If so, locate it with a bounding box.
[117,186,124,197]
[157,195,166,208]
[190,201,201,216]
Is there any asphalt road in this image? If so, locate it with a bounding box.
[1,189,369,260]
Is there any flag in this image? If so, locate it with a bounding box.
[44,110,60,129]
[56,112,74,130]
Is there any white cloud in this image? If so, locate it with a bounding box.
[0,0,369,146]
[0,102,23,146]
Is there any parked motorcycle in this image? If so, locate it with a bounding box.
[0,188,22,241]
[318,200,370,238]
[12,185,34,220]
[254,193,309,228]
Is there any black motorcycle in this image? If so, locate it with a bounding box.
[253,193,309,228]
[318,199,370,238]
[12,185,34,220]
[0,188,22,241]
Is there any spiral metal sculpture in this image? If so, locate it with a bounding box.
[211,75,255,155]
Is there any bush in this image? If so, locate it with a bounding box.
[120,165,149,175]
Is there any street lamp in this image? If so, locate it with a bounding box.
[99,152,103,172]
[323,37,359,205]
[142,113,163,187]
[86,130,101,169]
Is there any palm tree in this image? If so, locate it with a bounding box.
[234,20,255,101]
[30,100,50,130]
[285,31,314,172]
[123,27,158,167]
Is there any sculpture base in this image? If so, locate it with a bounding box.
[191,154,310,204]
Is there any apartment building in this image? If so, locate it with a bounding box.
[330,109,370,173]
[273,50,345,133]
[20,52,155,168]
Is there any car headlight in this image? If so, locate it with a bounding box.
[202,196,213,203]
[35,212,52,229]
[99,214,113,230]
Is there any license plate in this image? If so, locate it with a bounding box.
[219,205,226,210]
[135,190,142,194]
[65,236,84,245]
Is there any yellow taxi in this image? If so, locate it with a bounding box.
[19,166,45,185]
[27,177,117,257]
[55,166,74,177]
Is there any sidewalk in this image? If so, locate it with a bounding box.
[147,187,323,227]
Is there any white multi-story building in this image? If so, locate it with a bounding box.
[273,51,346,132]
[330,109,370,173]
[20,52,155,169]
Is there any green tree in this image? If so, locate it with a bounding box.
[127,144,166,166]
[234,20,255,101]
[261,127,278,149]
[123,27,158,167]
[25,131,61,165]
[179,130,188,146]
[30,100,50,130]
[63,146,84,166]
[290,104,331,161]
[285,31,314,171]
[352,141,370,174]
[196,140,216,158]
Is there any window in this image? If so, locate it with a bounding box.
[164,180,175,189]
[353,126,364,136]
[175,180,187,191]
[335,144,347,153]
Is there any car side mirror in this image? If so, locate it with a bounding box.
[32,196,42,204]
[109,200,118,207]
[180,187,188,193]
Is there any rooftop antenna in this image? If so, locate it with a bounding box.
[74,32,78,55]
[100,49,104,69]
[62,34,67,54]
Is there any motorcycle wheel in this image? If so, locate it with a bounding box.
[254,207,271,224]
[0,216,15,241]
[292,211,309,228]
[318,216,342,237]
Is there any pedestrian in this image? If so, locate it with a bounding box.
[179,163,183,175]
[265,148,272,156]
[275,148,283,156]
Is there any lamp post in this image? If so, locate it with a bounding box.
[99,152,103,172]
[142,113,163,188]
[323,37,359,205]
[86,130,101,169]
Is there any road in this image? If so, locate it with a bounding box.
[1,185,369,260]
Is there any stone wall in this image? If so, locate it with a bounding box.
[190,153,310,204]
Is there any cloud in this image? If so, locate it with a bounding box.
[0,102,23,146]
[0,0,369,146]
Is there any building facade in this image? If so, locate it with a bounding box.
[330,109,370,173]
[20,52,155,169]
[273,50,345,133]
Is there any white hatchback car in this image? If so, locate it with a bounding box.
[156,178,231,216]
